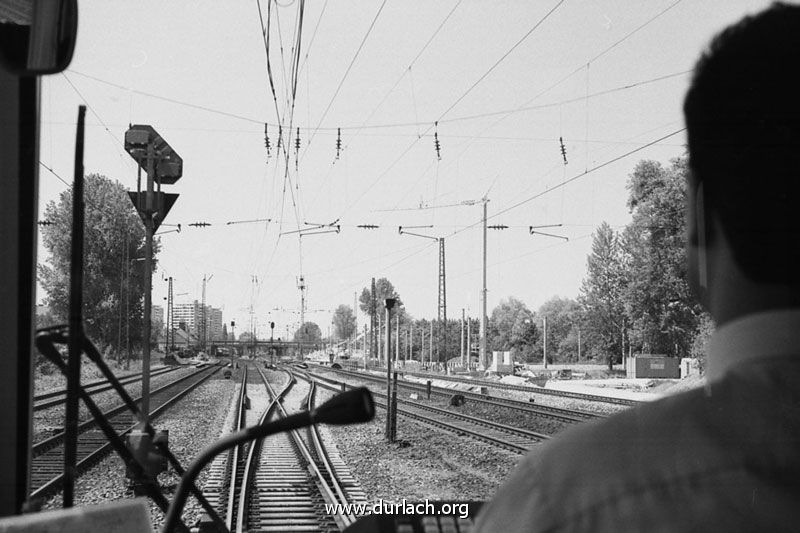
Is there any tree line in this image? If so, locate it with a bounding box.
[38,158,711,370]
[327,156,711,369]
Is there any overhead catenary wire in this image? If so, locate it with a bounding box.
[301,0,389,157]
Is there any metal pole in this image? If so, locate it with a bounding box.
[429,322,433,369]
[390,371,398,441]
[384,300,395,440]
[377,312,383,365]
[420,328,424,365]
[395,311,400,367]
[467,314,471,368]
[141,141,155,423]
[543,316,548,369]
[410,321,413,362]
[460,308,465,366]
[64,105,86,507]
[578,325,581,360]
[406,328,410,363]
[480,200,488,369]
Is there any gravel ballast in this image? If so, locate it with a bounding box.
[316,385,522,505]
[41,373,236,531]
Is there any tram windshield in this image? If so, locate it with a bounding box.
[3,1,798,532]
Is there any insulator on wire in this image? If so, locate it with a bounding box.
[559,136,568,165]
[264,123,272,160]
[434,121,442,161]
[277,125,283,148]
[295,127,301,170]
[335,128,342,161]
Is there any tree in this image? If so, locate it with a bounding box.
[294,322,322,343]
[621,157,701,357]
[488,297,539,362]
[359,278,403,320]
[579,222,627,369]
[537,296,581,363]
[38,174,160,356]
[151,317,163,346]
[332,304,356,341]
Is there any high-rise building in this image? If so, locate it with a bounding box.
[173,300,224,344]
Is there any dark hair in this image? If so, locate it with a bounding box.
[684,3,800,284]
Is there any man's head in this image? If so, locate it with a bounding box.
[684,3,800,316]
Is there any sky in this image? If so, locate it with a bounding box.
[36,0,783,339]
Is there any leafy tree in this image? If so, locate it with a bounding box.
[536,296,581,363]
[690,312,714,373]
[38,174,160,356]
[332,304,357,340]
[151,317,163,346]
[294,322,322,343]
[488,297,539,362]
[621,157,701,357]
[579,222,627,369]
[359,278,403,320]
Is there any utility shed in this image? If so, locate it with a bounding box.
[626,355,680,378]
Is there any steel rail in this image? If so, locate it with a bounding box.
[313,366,601,422]
[224,365,249,531]
[261,369,354,531]
[29,365,221,500]
[324,363,643,406]
[233,366,293,533]
[403,369,643,406]
[34,366,180,411]
[33,366,214,456]
[300,370,546,455]
[303,379,357,525]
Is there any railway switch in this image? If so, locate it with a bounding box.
[124,426,169,494]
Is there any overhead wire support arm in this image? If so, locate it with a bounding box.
[300,226,340,237]
[529,225,569,241]
[397,227,438,240]
[225,218,272,225]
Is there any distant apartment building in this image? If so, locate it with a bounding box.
[172,300,223,343]
[152,304,164,324]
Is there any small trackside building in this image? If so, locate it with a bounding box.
[625,354,681,378]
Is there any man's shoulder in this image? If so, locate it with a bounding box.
[535,384,713,488]
[475,386,736,531]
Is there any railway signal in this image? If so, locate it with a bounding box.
[124,124,182,426]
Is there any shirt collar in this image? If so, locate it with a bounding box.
[707,309,800,382]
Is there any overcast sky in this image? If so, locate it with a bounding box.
[37,0,780,338]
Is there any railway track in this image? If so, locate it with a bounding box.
[313,365,601,423]
[29,364,221,501]
[203,365,364,532]
[33,365,181,411]
[330,364,644,407]
[300,370,549,455]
